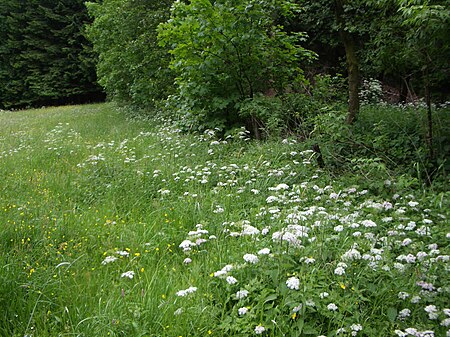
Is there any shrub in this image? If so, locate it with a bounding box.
[158,0,315,130]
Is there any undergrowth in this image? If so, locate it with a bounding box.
[0,103,448,337]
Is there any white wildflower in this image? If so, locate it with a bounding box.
[266,196,278,203]
[238,307,248,315]
[226,276,238,285]
[341,248,361,261]
[236,290,249,299]
[334,266,346,275]
[242,224,260,236]
[121,271,135,279]
[255,325,265,334]
[176,286,197,297]
[351,324,363,333]
[402,238,413,246]
[243,254,259,264]
[411,296,421,303]
[441,318,450,327]
[292,304,303,312]
[101,256,118,265]
[286,277,300,290]
[398,292,410,300]
[361,220,377,228]
[179,240,195,251]
[304,257,316,264]
[334,225,344,232]
[327,303,338,311]
[319,292,329,299]
[336,328,346,334]
[425,305,439,319]
[399,308,411,319]
[258,248,271,255]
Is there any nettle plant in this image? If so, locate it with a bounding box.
[158,0,315,132]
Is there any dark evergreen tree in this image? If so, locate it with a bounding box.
[0,0,104,109]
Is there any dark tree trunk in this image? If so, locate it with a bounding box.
[399,78,409,103]
[251,115,262,140]
[335,0,360,125]
[312,143,325,168]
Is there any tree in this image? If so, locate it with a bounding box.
[158,0,314,133]
[85,0,174,108]
[294,0,366,124]
[0,0,103,109]
[334,0,361,124]
[397,0,450,161]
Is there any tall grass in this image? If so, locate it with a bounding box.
[0,104,448,336]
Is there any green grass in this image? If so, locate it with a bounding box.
[0,103,449,337]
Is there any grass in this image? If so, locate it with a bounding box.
[0,103,448,337]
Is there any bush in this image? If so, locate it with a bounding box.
[310,102,449,189]
[157,0,315,129]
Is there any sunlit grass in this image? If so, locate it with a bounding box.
[0,103,448,337]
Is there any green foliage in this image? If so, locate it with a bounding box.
[311,102,449,189]
[1,104,448,336]
[236,74,347,139]
[158,0,315,129]
[0,0,103,109]
[85,0,174,108]
[397,0,450,89]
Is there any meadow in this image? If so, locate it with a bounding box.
[0,103,448,337]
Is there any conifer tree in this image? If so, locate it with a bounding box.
[0,0,103,109]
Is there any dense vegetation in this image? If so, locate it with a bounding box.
[0,0,104,109]
[0,1,449,336]
[83,0,449,184]
[0,104,448,336]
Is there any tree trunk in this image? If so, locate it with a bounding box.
[399,79,408,103]
[424,83,434,161]
[335,0,360,124]
[312,143,325,168]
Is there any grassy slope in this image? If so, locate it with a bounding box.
[0,104,448,337]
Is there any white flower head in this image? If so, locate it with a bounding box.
[327,303,338,311]
[361,219,377,228]
[121,271,135,279]
[286,277,300,290]
[258,248,271,255]
[425,305,439,319]
[236,289,249,299]
[238,307,248,315]
[176,286,197,297]
[320,292,329,299]
[226,276,238,285]
[398,292,410,300]
[243,253,259,264]
[255,325,266,334]
[334,266,346,275]
[399,308,411,319]
[341,248,361,261]
[351,324,363,332]
[101,256,118,265]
